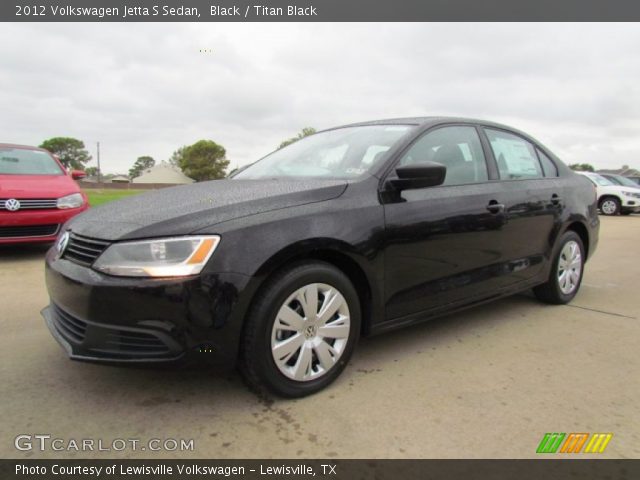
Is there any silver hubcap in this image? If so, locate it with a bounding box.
[271,283,351,382]
[601,200,617,215]
[557,240,582,295]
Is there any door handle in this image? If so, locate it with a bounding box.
[551,194,562,206]
[486,201,505,214]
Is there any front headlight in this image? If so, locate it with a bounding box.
[57,193,84,209]
[93,236,220,277]
[622,191,640,198]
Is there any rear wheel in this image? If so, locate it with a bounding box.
[599,197,620,216]
[240,261,360,397]
[534,231,585,304]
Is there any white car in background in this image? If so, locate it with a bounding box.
[577,171,640,215]
[599,173,640,190]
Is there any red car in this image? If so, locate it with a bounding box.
[0,144,89,244]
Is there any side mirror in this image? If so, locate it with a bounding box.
[388,162,446,191]
[71,170,86,180]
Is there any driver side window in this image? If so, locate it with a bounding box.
[399,126,488,186]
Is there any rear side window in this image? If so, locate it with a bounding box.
[399,126,488,186]
[536,148,558,177]
[485,129,543,180]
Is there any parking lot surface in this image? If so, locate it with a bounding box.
[1,216,638,459]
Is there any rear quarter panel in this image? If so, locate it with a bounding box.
[561,172,600,260]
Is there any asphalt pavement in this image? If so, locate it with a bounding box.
[0,216,638,459]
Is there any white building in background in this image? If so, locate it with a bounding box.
[109,175,131,183]
[132,163,195,184]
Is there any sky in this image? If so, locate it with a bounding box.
[1,23,639,174]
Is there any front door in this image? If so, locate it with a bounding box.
[382,125,510,320]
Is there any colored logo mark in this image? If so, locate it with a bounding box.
[537,433,612,454]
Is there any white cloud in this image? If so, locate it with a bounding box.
[1,23,639,173]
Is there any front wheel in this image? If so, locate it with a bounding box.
[240,261,360,398]
[599,197,620,216]
[534,231,585,304]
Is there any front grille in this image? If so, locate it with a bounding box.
[52,305,88,343]
[62,233,110,266]
[0,224,59,238]
[0,198,58,210]
[51,304,174,359]
[99,330,172,357]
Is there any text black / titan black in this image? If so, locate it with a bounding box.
[43,117,599,397]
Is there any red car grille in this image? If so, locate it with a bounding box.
[0,198,58,210]
[0,224,60,238]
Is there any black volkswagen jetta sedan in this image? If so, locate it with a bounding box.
[44,117,599,397]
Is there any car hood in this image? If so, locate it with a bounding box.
[67,179,348,241]
[599,185,639,195]
[0,174,79,198]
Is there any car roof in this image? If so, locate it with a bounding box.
[0,143,50,153]
[326,116,523,131]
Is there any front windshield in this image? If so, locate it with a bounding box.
[234,125,414,180]
[611,175,639,188]
[588,174,615,186]
[0,147,65,175]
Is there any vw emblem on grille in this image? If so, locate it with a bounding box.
[56,231,70,256]
[5,198,20,211]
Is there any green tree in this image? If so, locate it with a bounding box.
[569,163,595,172]
[39,137,91,169]
[128,156,155,179]
[84,166,100,177]
[168,146,187,167]
[278,127,316,149]
[180,140,229,181]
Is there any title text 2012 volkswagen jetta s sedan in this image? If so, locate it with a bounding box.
[43,117,599,397]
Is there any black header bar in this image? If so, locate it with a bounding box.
[3,0,640,22]
[2,459,639,480]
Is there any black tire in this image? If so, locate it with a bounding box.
[599,196,620,216]
[239,261,360,398]
[533,231,585,305]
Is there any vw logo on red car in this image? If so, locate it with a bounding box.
[5,198,21,211]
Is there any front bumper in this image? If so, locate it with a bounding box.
[43,247,253,367]
[621,203,640,213]
[621,196,640,209]
[0,206,87,244]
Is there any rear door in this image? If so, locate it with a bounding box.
[481,127,563,286]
